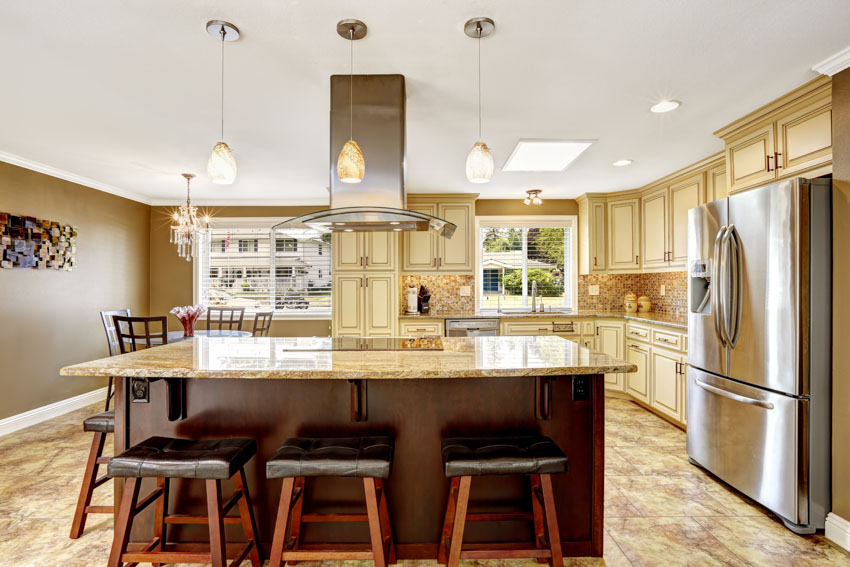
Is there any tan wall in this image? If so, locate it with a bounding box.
[475,199,578,217]
[831,68,850,520]
[0,162,150,419]
[149,206,332,338]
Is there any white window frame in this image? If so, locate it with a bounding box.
[474,215,578,311]
[192,217,331,320]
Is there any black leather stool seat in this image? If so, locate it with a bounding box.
[441,435,568,477]
[83,410,115,433]
[108,436,256,480]
[267,436,394,479]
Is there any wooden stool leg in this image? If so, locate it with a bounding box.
[287,477,305,565]
[447,476,471,567]
[530,474,549,565]
[269,477,295,567]
[152,477,169,567]
[438,477,460,564]
[375,478,396,564]
[206,479,227,567]
[364,478,387,567]
[233,468,264,567]
[540,474,564,567]
[70,431,106,538]
[107,477,140,567]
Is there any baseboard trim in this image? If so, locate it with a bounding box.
[826,513,850,552]
[0,387,108,438]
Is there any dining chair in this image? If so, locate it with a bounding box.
[252,311,273,337]
[99,309,130,411]
[112,315,169,353]
[207,307,246,331]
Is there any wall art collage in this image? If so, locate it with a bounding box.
[0,212,77,271]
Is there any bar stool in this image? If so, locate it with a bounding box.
[266,436,396,567]
[438,435,568,567]
[107,436,263,567]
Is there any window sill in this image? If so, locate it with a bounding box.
[199,312,331,321]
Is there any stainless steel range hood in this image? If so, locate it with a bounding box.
[274,74,455,239]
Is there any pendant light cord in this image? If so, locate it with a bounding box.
[477,24,482,140]
[220,26,226,141]
[349,29,354,141]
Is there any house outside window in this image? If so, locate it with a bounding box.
[239,239,259,253]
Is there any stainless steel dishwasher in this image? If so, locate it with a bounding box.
[445,318,500,337]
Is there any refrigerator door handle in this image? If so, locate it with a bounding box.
[719,226,733,346]
[695,378,775,410]
[712,226,727,346]
[727,225,743,348]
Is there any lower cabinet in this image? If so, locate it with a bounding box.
[597,321,626,392]
[650,347,684,421]
[332,273,397,337]
[625,341,650,403]
[399,319,444,337]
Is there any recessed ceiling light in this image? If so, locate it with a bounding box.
[612,159,633,167]
[502,139,594,172]
[650,100,681,113]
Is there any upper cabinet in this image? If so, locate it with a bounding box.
[577,195,607,275]
[668,174,703,265]
[640,173,704,270]
[403,194,476,273]
[707,163,728,202]
[716,76,832,194]
[333,232,397,272]
[641,188,668,269]
[607,197,641,272]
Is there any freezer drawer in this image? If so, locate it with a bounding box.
[687,367,809,526]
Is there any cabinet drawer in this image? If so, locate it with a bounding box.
[399,320,444,337]
[552,320,580,336]
[652,329,683,351]
[502,321,554,336]
[626,323,650,342]
[580,320,596,336]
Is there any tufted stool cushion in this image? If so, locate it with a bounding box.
[83,410,115,433]
[441,435,568,477]
[108,436,256,480]
[266,436,394,479]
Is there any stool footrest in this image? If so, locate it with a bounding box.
[84,505,114,514]
[282,543,375,561]
[301,512,369,523]
[163,513,242,525]
[461,544,553,560]
[121,551,211,564]
[466,512,534,522]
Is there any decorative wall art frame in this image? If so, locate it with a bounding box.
[0,212,77,271]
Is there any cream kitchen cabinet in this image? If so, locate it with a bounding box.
[333,231,396,272]
[332,273,397,337]
[597,321,626,391]
[625,341,650,404]
[725,124,777,193]
[640,174,702,270]
[607,198,641,271]
[640,188,668,269]
[650,346,685,422]
[403,195,476,273]
[669,174,702,266]
[707,164,728,202]
[399,319,444,337]
[577,195,607,274]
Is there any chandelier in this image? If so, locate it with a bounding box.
[170,173,210,261]
[523,189,543,205]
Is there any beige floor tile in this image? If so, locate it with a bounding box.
[613,445,702,476]
[605,479,642,518]
[688,474,769,518]
[608,475,733,517]
[605,448,642,476]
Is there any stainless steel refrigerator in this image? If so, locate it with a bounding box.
[687,177,831,534]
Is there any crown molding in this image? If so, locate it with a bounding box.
[813,46,850,76]
[149,198,330,207]
[0,150,154,205]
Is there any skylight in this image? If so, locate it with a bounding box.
[502,139,594,172]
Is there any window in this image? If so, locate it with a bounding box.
[197,223,332,315]
[318,245,323,256]
[477,217,576,311]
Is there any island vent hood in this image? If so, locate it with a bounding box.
[274,74,455,239]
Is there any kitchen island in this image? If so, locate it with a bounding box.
[61,336,635,559]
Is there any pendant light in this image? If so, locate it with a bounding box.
[206,20,240,185]
[464,17,495,184]
[170,174,211,261]
[336,19,367,184]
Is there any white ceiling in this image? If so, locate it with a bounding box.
[2,1,849,205]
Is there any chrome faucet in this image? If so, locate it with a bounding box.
[531,280,538,312]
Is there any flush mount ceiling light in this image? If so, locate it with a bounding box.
[464,17,495,184]
[523,189,543,206]
[336,19,367,184]
[649,99,681,113]
[502,139,594,172]
[170,173,210,261]
[206,20,239,185]
[612,159,634,167]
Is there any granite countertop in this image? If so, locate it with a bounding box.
[60,336,636,380]
[400,310,688,330]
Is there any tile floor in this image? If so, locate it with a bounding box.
[0,397,848,566]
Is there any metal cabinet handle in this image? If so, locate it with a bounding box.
[695,379,774,410]
[365,256,369,266]
[593,256,598,266]
[775,152,783,169]
[766,154,775,172]
[433,257,437,267]
[365,277,369,288]
[360,256,364,267]
[635,255,639,265]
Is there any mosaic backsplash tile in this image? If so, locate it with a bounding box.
[400,275,475,314]
[578,272,687,314]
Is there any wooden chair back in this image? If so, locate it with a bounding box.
[100,309,131,357]
[207,307,246,331]
[112,315,168,353]
[252,311,274,337]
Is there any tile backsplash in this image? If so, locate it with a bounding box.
[578,272,687,314]
[400,275,475,313]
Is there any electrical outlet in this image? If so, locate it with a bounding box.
[588,284,600,296]
[459,285,471,297]
[660,284,666,296]
[572,376,590,401]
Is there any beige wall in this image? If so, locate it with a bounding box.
[475,198,578,217]
[831,68,850,520]
[0,162,150,420]
[149,206,332,338]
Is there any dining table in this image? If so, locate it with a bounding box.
[166,329,252,342]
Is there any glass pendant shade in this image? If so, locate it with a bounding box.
[466,140,494,183]
[208,141,237,185]
[338,140,365,184]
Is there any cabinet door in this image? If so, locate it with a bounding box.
[651,347,682,420]
[333,231,363,271]
[669,174,703,266]
[438,203,473,271]
[333,275,363,336]
[364,274,396,336]
[365,232,396,271]
[707,164,728,202]
[608,199,641,270]
[776,98,832,177]
[580,337,597,350]
[727,124,776,193]
[403,203,438,271]
[502,321,555,336]
[597,322,625,391]
[641,188,668,268]
[590,201,607,272]
[626,343,650,403]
